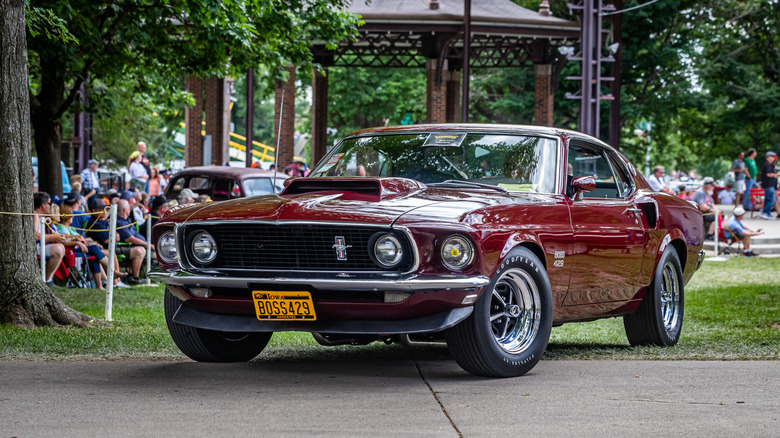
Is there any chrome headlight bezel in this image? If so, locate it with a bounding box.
[440,234,475,271]
[372,233,404,268]
[157,230,178,264]
[190,231,217,264]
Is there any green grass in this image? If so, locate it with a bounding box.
[546,257,780,360]
[1,257,778,361]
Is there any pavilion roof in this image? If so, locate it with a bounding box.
[314,0,579,68]
[348,0,578,32]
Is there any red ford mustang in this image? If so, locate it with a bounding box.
[150,124,705,377]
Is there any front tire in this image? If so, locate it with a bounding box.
[164,288,272,362]
[623,246,684,346]
[445,248,553,377]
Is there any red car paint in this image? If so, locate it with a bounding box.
[151,125,704,331]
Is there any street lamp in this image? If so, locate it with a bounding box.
[634,120,652,177]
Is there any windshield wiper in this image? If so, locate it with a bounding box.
[427,180,508,193]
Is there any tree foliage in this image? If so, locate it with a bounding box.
[27,0,361,196]
[324,67,426,142]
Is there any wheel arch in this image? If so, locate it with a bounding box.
[669,238,687,270]
[498,232,547,272]
[518,241,547,271]
[658,227,688,271]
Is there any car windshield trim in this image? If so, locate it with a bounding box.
[311,132,559,193]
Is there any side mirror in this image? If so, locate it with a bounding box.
[571,176,595,201]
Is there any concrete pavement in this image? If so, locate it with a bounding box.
[1,358,778,437]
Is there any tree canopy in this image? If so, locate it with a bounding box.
[317,0,779,178]
[27,0,361,196]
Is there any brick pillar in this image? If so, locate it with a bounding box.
[274,66,296,168]
[445,70,461,123]
[311,68,328,166]
[204,76,230,166]
[426,59,447,124]
[534,64,554,127]
[185,76,204,168]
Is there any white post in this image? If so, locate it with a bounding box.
[106,204,117,321]
[146,217,152,285]
[714,215,720,256]
[40,217,47,282]
[708,212,728,262]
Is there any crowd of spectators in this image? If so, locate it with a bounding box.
[648,148,778,256]
[34,141,180,289]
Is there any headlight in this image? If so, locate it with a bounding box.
[157,231,178,264]
[191,232,217,264]
[373,234,403,268]
[441,235,474,270]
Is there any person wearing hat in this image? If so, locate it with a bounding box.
[759,151,778,220]
[79,159,100,205]
[120,190,136,203]
[691,177,719,239]
[128,150,149,192]
[149,196,169,228]
[727,206,763,257]
[178,188,196,205]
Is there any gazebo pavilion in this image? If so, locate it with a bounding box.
[184,0,580,168]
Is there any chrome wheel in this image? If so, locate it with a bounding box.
[660,260,681,332]
[489,268,541,354]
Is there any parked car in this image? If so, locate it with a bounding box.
[151,125,705,377]
[164,166,287,202]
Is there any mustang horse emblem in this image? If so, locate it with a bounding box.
[332,236,352,261]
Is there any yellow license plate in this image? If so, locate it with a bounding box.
[252,291,316,321]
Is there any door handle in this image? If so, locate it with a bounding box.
[625,207,643,216]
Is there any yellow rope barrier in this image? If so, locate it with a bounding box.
[0,208,109,217]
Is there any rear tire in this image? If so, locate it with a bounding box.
[445,248,552,377]
[164,288,272,362]
[623,246,684,346]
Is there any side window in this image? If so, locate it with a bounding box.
[168,177,185,199]
[607,154,635,198]
[568,142,623,199]
[188,177,209,190]
[212,178,233,201]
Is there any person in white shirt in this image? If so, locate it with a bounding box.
[128,151,149,191]
[717,184,736,205]
[648,165,674,194]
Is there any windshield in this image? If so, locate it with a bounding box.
[310,133,559,193]
[244,177,286,197]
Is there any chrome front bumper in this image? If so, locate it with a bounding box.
[696,250,706,270]
[149,270,491,292]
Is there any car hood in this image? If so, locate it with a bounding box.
[167,177,526,226]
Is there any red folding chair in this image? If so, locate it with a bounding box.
[717,213,742,255]
[748,188,764,217]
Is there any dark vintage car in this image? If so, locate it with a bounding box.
[165,166,287,202]
[150,125,705,377]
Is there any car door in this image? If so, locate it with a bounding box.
[564,141,647,305]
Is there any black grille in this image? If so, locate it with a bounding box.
[182,223,411,272]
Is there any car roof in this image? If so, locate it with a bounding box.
[344,123,613,152]
[171,166,287,180]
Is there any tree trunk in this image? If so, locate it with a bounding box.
[0,0,94,327]
[31,56,66,197]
